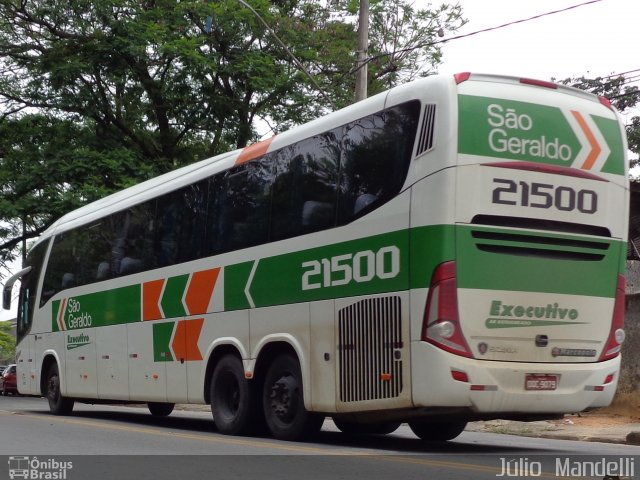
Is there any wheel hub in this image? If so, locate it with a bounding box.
[269,375,297,420]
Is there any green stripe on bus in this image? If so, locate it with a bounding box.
[153,321,175,362]
[51,285,141,332]
[593,115,625,176]
[224,229,413,310]
[161,274,189,318]
[456,225,623,298]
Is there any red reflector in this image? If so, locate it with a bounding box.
[599,96,614,110]
[454,72,471,84]
[470,385,485,391]
[380,373,392,381]
[593,386,605,392]
[604,374,615,384]
[520,78,558,89]
[451,370,469,383]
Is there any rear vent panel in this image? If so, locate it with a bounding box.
[471,214,611,238]
[338,296,403,402]
[471,229,610,261]
[416,104,436,156]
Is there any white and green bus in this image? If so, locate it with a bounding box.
[3,73,629,441]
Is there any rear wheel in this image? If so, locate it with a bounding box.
[147,402,175,417]
[334,419,401,435]
[408,420,467,441]
[210,354,257,435]
[45,363,74,415]
[262,354,323,441]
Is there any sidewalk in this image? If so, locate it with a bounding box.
[466,412,640,445]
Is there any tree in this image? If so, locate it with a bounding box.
[0,321,15,363]
[0,0,466,269]
[557,74,640,166]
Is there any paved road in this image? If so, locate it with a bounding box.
[0,396,637,480]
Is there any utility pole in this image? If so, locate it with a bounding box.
[355,0,369,102]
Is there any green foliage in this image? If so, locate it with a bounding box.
[0,322,15,363]
[0,0,466,267]
[557,75,640,170]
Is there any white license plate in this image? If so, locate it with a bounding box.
[525,374,558,391]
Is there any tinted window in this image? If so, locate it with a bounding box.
[337,101,420,225]
[271,129,340,241]
[156,181,208,266]
[210,158,274,253]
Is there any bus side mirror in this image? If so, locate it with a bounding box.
[2,287,10,310]
[2,266,32,310]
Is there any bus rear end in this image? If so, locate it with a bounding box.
[415,73,628,418]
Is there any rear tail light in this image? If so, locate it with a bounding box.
[599,275,626,361]
[422,262,472,358]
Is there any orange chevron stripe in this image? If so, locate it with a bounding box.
[185,268,220,315]
[58,298,67,331]
[172,318,204,362]
[571,111,601,170]
[142,279,165,321]
[235,137,273,166]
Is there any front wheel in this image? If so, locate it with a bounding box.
[262,354,323,441]
[45,363,74,415]
[148,402,175,417]
[408,420,467,441]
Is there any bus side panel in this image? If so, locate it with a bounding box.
[127,322,167,402]
[64,327,98,398]
[97,325,130,400]
[17,334,35,395]
[310,299,336,412]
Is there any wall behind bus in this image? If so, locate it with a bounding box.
[619,182,640,402]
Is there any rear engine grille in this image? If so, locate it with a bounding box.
[338,296,403,402]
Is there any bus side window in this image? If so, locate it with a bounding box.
[156,181,207,266]
[215,158,273,253]
[271,129,340,241]
[337,101,421,225]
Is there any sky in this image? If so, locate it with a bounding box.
[433,0,637,82]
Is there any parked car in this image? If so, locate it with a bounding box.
[0,364,17,395]
[0,365,6,375]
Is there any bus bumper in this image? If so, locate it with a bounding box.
[411,341,620,414]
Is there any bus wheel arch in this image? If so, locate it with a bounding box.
[43,361,74,415]
[256,344,323,441]
[40,353,61,397]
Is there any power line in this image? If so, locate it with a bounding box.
[352,0,604,75]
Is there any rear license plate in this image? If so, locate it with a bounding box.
[525,374,558,391]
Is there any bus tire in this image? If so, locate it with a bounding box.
[45,363,74,416]
[262,354,323,441]
[148,402,175,417]
[334,419,401,435]
[210,354,255,436]
[408,420,467,441]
